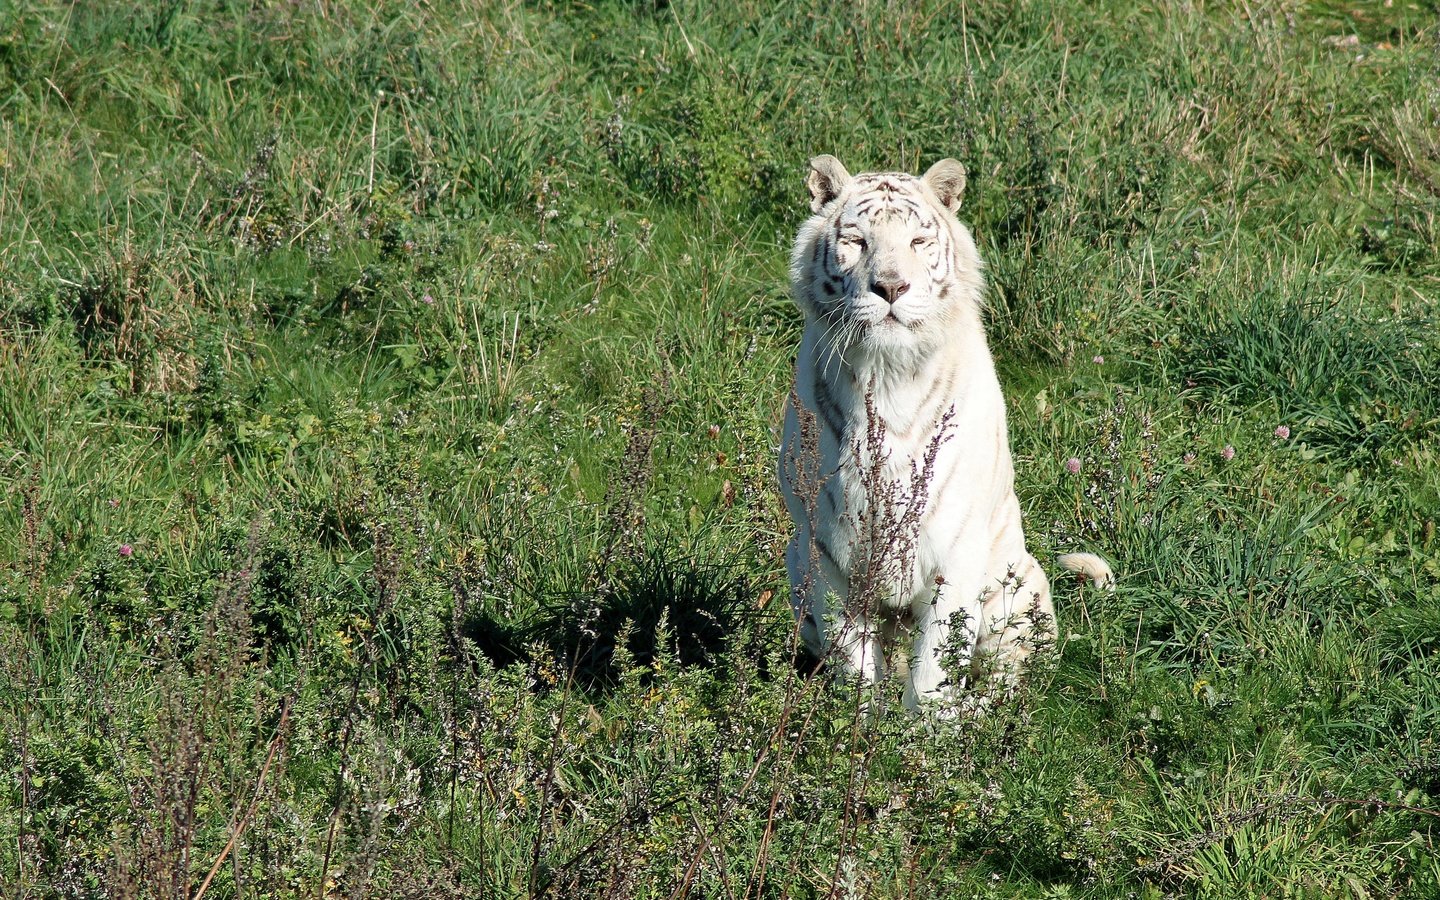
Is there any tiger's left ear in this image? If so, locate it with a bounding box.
[922,159,968,212]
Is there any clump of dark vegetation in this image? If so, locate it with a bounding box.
[464,543,757,690]
[540,546,758,689]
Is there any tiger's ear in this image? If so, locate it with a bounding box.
[807,155,851,213]
[922,158,968,212]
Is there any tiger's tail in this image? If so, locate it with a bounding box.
[1056,553,1116,591]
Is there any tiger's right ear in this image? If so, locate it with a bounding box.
[807,155,851,213]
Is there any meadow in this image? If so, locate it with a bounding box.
[2,0,1439,896]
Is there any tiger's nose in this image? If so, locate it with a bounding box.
[873,278,910,305]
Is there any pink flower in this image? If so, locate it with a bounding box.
[1273,425,1290,440]
[1065,457,1082,474]
[1092,355,1104,365]
[421,292,435,305]
[108,498,120,508]
[1221,445,1235,461]
[119,544,134,558]
[1182,451,1197,465]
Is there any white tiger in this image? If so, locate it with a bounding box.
[778,155,1113,713]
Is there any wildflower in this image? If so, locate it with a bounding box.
[1182,451,1197,464]
[421,292,435,305]
[1065,457,1083,474]
[1273,425,1290,440]
[1221,445,1235,461]
[119,544,134,557]
[108,498,120,508]
[1092,354,1104,365]
[706,424,721,439]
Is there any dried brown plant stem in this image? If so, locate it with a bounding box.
[316,649,366,897]
[445,576,472,866]
[192,697,292,900]
[682,622,833,900]
[15,676,33,897]
[686,806,739,900]
[317,522,399,897]
[526,663,579,900]
[743,623,826,898]
[532,794,686,897]
[828,673,875,897]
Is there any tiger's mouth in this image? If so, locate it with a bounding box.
[860,307,916,329]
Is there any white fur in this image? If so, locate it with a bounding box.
[778,157,1113,713]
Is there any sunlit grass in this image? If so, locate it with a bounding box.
[1,0,1437,896]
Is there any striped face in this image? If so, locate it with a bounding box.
[825,176,953,334]
[795,158,977,357]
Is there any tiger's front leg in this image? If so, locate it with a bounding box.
[785,531,886,684]
[904,548,1057,712]
[972,551,1056,688]
[902,570,986,713]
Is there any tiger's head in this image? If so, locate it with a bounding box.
[790,156,985,360]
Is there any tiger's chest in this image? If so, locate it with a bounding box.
[808,366,988,599]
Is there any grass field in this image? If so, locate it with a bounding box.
[3,1,1439,896]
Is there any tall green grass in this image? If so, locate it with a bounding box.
[2,0,1438,896]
